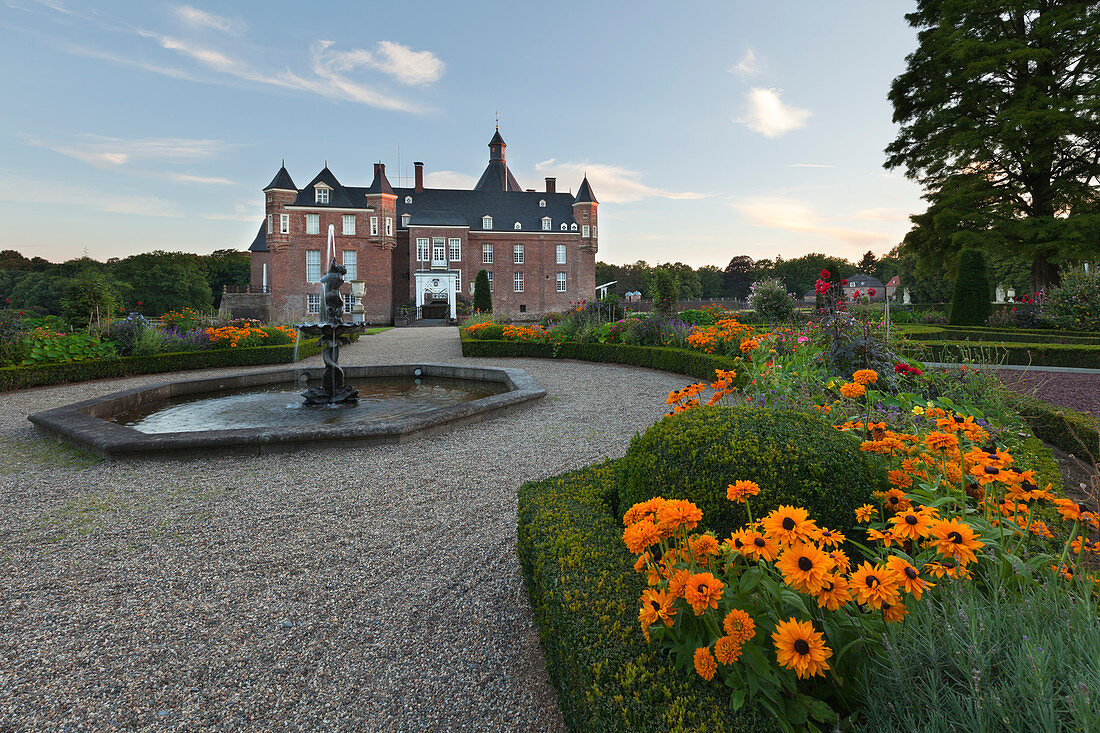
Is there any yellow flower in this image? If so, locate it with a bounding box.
[772,618,832,679]
[911,405,925,416]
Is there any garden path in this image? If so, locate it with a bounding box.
[0,326,688,732]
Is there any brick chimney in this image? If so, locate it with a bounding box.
[414,161,424,192]
[545,177,556,193]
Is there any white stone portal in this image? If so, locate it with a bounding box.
[414,271,458,321]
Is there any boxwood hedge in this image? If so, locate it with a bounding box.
[618,407,878,541]
[903,340,1100,369]
[0,338,322,392]
[518,460,777,732]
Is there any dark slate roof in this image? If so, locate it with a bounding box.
[264,165,296,191]
[474,159,523,192]
[364,164,395,195]
[249,221,268,252]
[391,188,578,232]
[845,274,884,288]
[574,176,597,204]
[290,166,356,207]
[407,209,468,227]
[489,129,506,147]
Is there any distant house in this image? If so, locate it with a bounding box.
[885,275,901,300]
[844,274,885,302]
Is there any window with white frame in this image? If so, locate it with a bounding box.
[416,238,430,262]
[488,271,494,292]
[514,222,522,230]
[401,213,411,227]
[514,271,524,292]
[582,224,591,237]
[342,293,359,312]
[557,272,567,292]
[542,217,551,231]
[343,250,357,280]
[306,250,322,282]
[539,199,546,207]
[448,238,461,262]
[306,214,320,235]
[454,270,461,293]
[267,214,273,234]
[432,238,446,264]
[482,243,493,263]
[370,216,379,236]
[315,187,329,204]
[513,244,524,264]
[482,215,492,229]
[280,214,290,234]
[306,293,321,314]
[342,214,355,235]
[556,244,567,264]
[386,217,393,236]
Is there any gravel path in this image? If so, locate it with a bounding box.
[0,327,687,732]
[996,369,1100,418]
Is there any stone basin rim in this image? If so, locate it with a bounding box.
[27,363,545,460]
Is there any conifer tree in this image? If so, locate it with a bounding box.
[948,249,993,325]
[473,269,492,313]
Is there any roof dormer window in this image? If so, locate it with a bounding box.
[571,222,578,231]
[560,223,567,230]
[514,222,522,230]
[541,217,552,231]
[315,185,330,204]
[482,216,492,229]
[405,196,413,204]
[539,199,546,207]
[401,213,411,226]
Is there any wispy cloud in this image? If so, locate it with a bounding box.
[24,134,235,168]
[424,170,477,189]
[0,171,182,217]
[174,5,243,35]
[535,159,706,204]
[202,202,262,222]
[319,40,445,86]
[789,163,835,169]
[738,88,811,138]
[165,173,235,185]
[852,207,910,222]
[732,196,889,247]
[729,49,760,76]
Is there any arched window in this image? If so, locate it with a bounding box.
[401,213,411,226]
[482,215,493,229]
[541,217,552,231]
[539,199,546,207]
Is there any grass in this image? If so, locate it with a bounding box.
[362,327,393,335]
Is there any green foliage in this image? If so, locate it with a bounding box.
[903,339,1100,369]
[473,269,492,313]
[200,249,251,308]
[647,268,679,315]
[460,338,739,380]
[901,325,1100,345]
[748,278,796,322]
[857,577,1100,732]
[259,326,294,346]
[61,268,124,328]
[1045,266,1100,332]
[128,326,166,358]
[0,338,321,392]
[885,1,1100,289]
[111,250,214,315]
[618,407,877,540]
[517,461,777,732]
[1009,392,1100,464]
[18,330,117,365]
[948,249,993,326]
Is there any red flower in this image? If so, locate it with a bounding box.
[868,289,876,296]
[820,269,831,279]
[137,301,143,306]
[840,279,848,286]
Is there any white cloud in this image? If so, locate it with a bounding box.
[534,159,706,204]
[174,5,243,35]
[321,40,444,86]
[0,172,182,217]
[424,170,477,189]
[729,49,759,76]
[738,88,811,138]
[164,173,235,185]
[732,196,889,247]
[24,134,234,168]
[852,208,910,222]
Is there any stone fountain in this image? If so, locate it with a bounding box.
[297,226,368,405]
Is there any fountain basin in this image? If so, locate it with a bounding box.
[28,364,545,460]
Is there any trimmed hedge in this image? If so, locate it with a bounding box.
[899,325,1100,346]
[518,461,776,732]
[461,338,739,380]
[1009,393,1100,462]
[0,338,322,392]
[619,407,877,541]
[903,340,1100,369]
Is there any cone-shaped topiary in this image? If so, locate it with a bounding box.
[473,269,492,313]
[948,249,993,326]
[618,406,878,540]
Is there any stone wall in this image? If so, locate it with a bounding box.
[219,292,273,322]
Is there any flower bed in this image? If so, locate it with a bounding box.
[0,338,321,392]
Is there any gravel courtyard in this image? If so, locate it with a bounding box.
[0,327,688,732]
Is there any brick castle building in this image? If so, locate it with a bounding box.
[243,130,598,323]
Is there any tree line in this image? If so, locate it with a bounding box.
[0,249,250,325]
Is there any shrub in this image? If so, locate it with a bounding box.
[160,328,212,352]
[618,407,877,540]
[919,309,948,325]
[647,268,679,315]
[473,269,492,313]
[106,313,150,355]
[18,329,118,365]
[129,325,167,357]
[518,462,776,732]
[1045,266,1100,332]
[0,309,27,366]
[749,279,796,322]
[947,249,993,326]
[857,577,1100,732]
[161,307,205,331]
[260,325,297,346]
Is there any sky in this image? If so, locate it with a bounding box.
[0,0,927,267]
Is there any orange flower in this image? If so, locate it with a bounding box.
[714,636,743,665]
[855,504,877,523]
[723,608,756,644]
[727,480,761,503]
[623,520,661,555]
[694,646,717,680]
[928,519,984,566]
[850,562,901,606]
[814,574,852,611]
[881,488,912,513]
[667,568,692,599]
[889,508,934,541]
[655,499,703,535]
[925,432,959,453]
[776,543,834,594]
[852,369,878,385]
[885,556,934,600]
[737,530,779,562]
[690,534,720,560]
[762,506,820,546]
[684,572,725,615]
[772,618,832,679]
[638,588,677,629]
[839,382,866,399]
